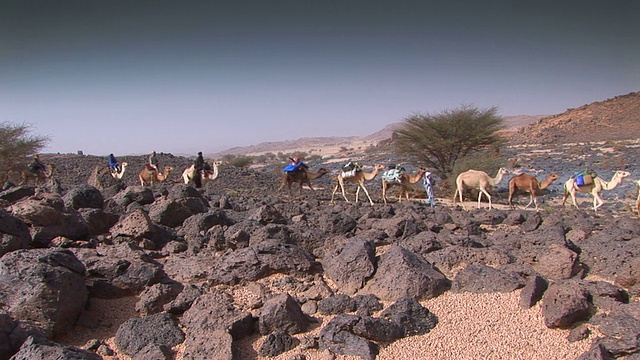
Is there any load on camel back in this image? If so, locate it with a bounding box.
[381,164,407,183]
[282,157,309,173]
[573,170,598,187]
[340,161,363,179]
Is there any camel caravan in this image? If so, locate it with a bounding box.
[11,151,640,215]
[280,157,638,215]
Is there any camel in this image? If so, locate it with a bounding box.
[182,161,222,187]
[110,162,128,179]
[331,164,385,205]
[20,164,55,186]
[453,168,509,209]
[138,165,175,186]
[381,167,428,204]
[277,168,329,197]
[562,170,630,214]
[508,173,559,211]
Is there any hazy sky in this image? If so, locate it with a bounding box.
[1,1,638,156]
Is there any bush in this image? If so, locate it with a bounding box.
[393,105,505,175]
[0,122,49,181]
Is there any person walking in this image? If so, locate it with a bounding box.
[423,171,436,207]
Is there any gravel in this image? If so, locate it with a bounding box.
[233,290,595,360]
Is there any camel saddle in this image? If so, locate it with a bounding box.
[341,169,359,179]
[144,164,157,173]
[573,170,597,186]
[382,169,403,183]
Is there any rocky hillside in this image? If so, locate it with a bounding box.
[512,92,640,145]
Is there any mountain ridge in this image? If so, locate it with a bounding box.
[212,115,545,157]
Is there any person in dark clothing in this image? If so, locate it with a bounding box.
[194,152,206,171]
[149,151,159,172]
[28,154,46,174]
[193,152,206,188]
[108,154,120,173]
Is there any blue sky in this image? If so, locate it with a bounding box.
[1,0,638,156]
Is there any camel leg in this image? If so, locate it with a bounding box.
[570,190,580,210]
[636,190,640,213]
[397,186,404,202]
[452,189,460,208]
[382,183,388,204]
[477,190,483,208]
[523,193,534,210]
[331,184,340,203]
[340,182,351,203]
[361,185,374,205]
[562,189,569,209]
[593,191,604,212]
[355,186,361,203]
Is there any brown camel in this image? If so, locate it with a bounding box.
[562,170,630,214]
[138,165,175,186]
[110,162,128,179]
[20,164,55,186]
[331,164,385,205]
[453,168,509,209]
[277,168,329,197]
[381,167,428,204]
[508,173,559,211]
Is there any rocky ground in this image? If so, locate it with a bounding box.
[0,141,639,360]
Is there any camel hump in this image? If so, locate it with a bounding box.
[144,164,156,171]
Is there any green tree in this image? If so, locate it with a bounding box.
[392,106,505,176]
[0,122,49,179]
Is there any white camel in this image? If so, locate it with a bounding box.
[182,161,222,186]
[562,170,630,214]
[110,162,128,179]
[453,168,509,209]
[331,164,385,206]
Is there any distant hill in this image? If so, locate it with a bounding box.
[213,115,544,158]
[512,92,640,145]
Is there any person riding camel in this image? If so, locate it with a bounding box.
[288,157,309,172]
[28,154,46,174]
[108,154,121,173]
[194,152,213,174]
[149,151,159,173]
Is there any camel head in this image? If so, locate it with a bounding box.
[615,170,631,180]
[318,168,329,175]
[373,164,386,172]
[546,173,560,181]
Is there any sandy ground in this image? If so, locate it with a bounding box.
[58,288,601,360]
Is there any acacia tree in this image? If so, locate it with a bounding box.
[0,122,49,179]
[392,106,505,176]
